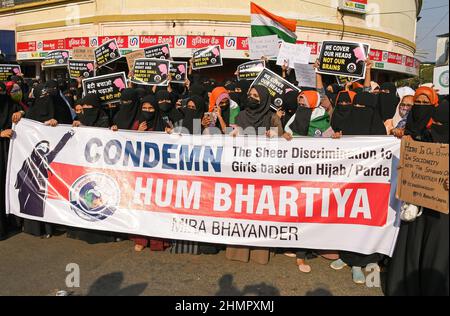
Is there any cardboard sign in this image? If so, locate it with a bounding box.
[68,60,95,79]
[294,63,316,88]
[276,42,312,69]
[397,138,449,214]
[433,65,449,95]
[237,60,265,81]
[249,35,280,60]
[251,68,301,108]
[0,64,21,81]
[169,61,188,84]
[125,50,145,71]
[43,50,70,68]
[95,39,122,68]
[131,58,170,86]
[82,72,127,105]
[317,41,370,79]
[71,47,95,61]
[144,43,171,60]
[192,45,223,70]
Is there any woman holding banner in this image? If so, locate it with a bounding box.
[386,88,449,296]
[384,87,415,136]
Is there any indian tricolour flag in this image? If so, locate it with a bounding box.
[251,2,298,43]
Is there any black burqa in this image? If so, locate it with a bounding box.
[330,91,354,133]
[385,99,449,296]
[378,82,399,122]
[113,89,140,130]
[0,83,21,239]
[45,80,73,125]
[25,84,55,123]
[281,90,299,128]
[138,95,165,132]
[78,94,110,128]
[235,85,273,133]
[343,92,387,136]
[155,90,183,128]
[404,104,435,141]
[178,96,205,134]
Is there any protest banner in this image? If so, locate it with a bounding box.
[68,60,95,79]
[336,75,357,86]
[294,63,316,88]
[251,68,301,108]
[237,60,265,81]
[95,39,122,68]
[81,72,127,105]
[125,50,145,71]
[317,41,370,79]
[249,35,280,60]
[0,64,21,81]
[131,58,170,86]
[43,50,70,68]
[144,43,171,60]
[397,138,449,214]
[7,119,402,256]
[276,42,311,69]
[192,46,223,70]
[71,47,95,61]
[169,61,188,84]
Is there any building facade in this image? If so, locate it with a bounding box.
[0,0,422,81]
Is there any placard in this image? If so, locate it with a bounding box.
[317,41,370,79]
[43,50,70,68]
[249,35,280,60]
[0,64,21,81]
[82,72,127,105]
[131,58,170,86]
[144,43,171,60]
[433,65,449,95]
[237,60,265,81]
[125,50,145,71]
[251,68,301,108]
[294,63,316,88]
[169,61,188,84]
[276,42,312,69]
[192,46,223,70]
[71,47,95,60]
[397,138,449,214]
[94,39,122,68]
[68,60,95,79]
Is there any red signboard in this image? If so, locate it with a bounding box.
[297,41,320,55]
[139,36,175,49]
[65,37,90,50]
[387,52,403,65]
[236,37,249,50]
[405,56,415,67]
[187,36,225,49]
[42,39,66,51]
[369,49,383,62]
[98,36,129,49]
[17,41,36,52]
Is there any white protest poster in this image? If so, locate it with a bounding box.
[433,65,449,95]
[294,63,316,88]
[276,43,312,69]
[249,35,280,60]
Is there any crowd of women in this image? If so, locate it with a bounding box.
[0,56,448,296]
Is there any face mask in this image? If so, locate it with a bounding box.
[159,102,172,112]
[141,111,156,121]
[247,97,260,110]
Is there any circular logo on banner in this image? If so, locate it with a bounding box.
[83,71,90,78]
[274,98,283,107]
[69,173,120,222]
[58,59,64,64]
[110,52,116,59]
[154,75,162,83]
[439,70,449,88]
[347,63,357,73]
[175,74,182,80]
[211,58,217,64]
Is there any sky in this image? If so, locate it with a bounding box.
[416,0,449,62]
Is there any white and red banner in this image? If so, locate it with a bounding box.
[7,119,402,256]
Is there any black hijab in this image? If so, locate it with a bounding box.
[0,82,16,130]
[236,80,252,110]
[282,91,300,128]
[45,80,73,124]
[236,85,272,131]
[429,99,449,144]
[378,82,399,121]
[78,94,103,127]
[156,90,183,124]
[25,84,55,123]
[179,95,205,134]
[345,92,386,135]
[138,95,165,132]
[113,88,140,130]
[405,105,435,140]
[330,91,355,133]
